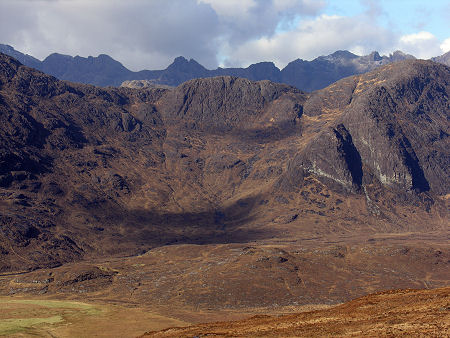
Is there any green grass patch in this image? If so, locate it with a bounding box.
[0,315,63,335]
[4,299,102,315]
[0,298,104,335]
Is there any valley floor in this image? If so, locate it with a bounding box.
[0,297,188,337]
[0,287,448,337]
[0,231,448,337]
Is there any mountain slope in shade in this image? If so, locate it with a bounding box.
[0,44,419,91]
[0,52,448,274]
[0,44,41,70]
[280,50,415,92]
[39,53,134,86]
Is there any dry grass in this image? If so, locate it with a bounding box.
[144,287,450,337]
[0,297,187,337]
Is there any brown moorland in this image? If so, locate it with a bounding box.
[143,286,450,337]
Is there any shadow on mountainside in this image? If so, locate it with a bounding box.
[168,120,303,145]
[84,193,274,249]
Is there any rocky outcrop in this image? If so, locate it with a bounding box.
[120,79,172,89]
[0,52,167,270]
[432,51,450,67]
[291,124,363,192]
[286,60,449,195]
[159,76,305,131]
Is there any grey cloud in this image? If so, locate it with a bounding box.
[0,0,220,70]
[0,0,446,70]
[225,13,398,68]
[215,0,326,45]
[0,0,327,70]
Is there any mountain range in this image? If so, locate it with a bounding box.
[0,50,448,334]
[1,43,449,91]
[0,49,448,270]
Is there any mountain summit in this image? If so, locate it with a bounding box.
[2,44,447,91]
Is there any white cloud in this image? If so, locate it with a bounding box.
[440,38,450,54]
[400,31,434,44]
[0,0,447,71]
[200,0,326,50]
[198,0,324,18]
[273,0,325,15]
[226,14,396,68]
[397,31,443,59]
[0,0,327,70]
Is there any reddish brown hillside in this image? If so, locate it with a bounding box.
[144,287,450,337]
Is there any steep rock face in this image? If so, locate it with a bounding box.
[287,60,449,195]
[342,61,449,194]
[432,51,450,67]
[291,124,363,192]
[159,76,305,131]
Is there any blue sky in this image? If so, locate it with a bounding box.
[0,0,448,70]
[324,0,449,40]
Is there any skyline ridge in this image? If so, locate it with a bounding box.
[2,43,449,92]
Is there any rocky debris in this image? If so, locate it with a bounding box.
[56,266,117,292]
[121,79,173,89]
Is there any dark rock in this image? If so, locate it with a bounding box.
[1,44,423,92]
[285,60,449,195]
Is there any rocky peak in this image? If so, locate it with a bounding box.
[248,61,279,71]
[246,62,281,81]
[295,60,449,195]
[387,50,415,62]
[43,52,73,63]
[328,50,359,60]
[172,56,189,64]
[431,50,450,66]
[369,51,382,61]
[0,44,41,69]
[166,56,207,73]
